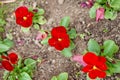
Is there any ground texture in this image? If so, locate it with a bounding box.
[0,0,120,80]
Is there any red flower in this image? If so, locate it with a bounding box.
[82,52,107,79]
[15,6,34,28]
[1,60,14,71]
[8,52,18,64]
[51,26,67,37]
[48,26,70,50]
[1,52,18,71]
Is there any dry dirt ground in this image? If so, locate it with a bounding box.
[0,0,120,80]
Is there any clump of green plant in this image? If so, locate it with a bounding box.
[0,5,7,33]
[81,0,120,21]
[73,39,120,79]
[15,6,47,32]
[51,72,68,80]
[41,16,77,57]
[2,53,41,80]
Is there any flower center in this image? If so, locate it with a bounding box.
[58,38,62,42]
[23,16,27,20]
[93,66,98,70]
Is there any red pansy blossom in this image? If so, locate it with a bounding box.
[8,52,18,64]
[48,26,70,50]
[15,6,34,28]
[1,60,14,71]
[1,52,18,71]
[82,52,107,79]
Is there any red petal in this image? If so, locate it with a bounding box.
[88,70,98,79]
[1,55,9,60]
[28,12,34,17]
[82,65,93,72]
[17,18,32,28]
[54,43,64,50]
[83,52,98,65]
[96,62,107,71]
[48,38,57,46]
[51,26,67,37]
[98,71,106,78]
[1,60,14,71]
[23,17,33,27]
[98,56,106,63]
[8,52,18,64]
[60,34,70,48]
[15,6,28,17]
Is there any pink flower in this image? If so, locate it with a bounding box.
[96,8,105,22]
[35,31,48,40]
[72,54,87,66]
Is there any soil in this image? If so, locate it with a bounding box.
[0,0,120,80]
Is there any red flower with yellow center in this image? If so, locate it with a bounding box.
[82,52,107,79]
[48,26,70,50]
[1,52,18,71]
[15,6,34,28]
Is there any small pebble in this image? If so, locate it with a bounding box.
[58,0,64,4]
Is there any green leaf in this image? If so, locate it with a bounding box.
[89,6,96,18]
[87,39,100,55]
[57,72,68,80]
[60,16,70,28]
[8,76,15,80]
[37,8,45,15]
[106,61,114,76]
[0,43,10,53]
[89,3,100,18]
[0,18,6,26]
[105,9,117,20]
[96,0,107,3]
[67,28,77,39]
[38,16,47,25]
[0,27,4,32]
[0,39,13,53]
[61,41,75,57]
[33,16,46,25]
[108,0,120,10]
[41,37,50,44]
[61,48,72,57]
[34,8,45,16]
[3,71,9,80]
[21,27,30,33]
[51,76,58,80]
[19,72,32,80]
[3,39,14,48]
[33,24,40,30]
[102,40,119,57]
[17,57,22,68]
[69,41,75,50]
[24,58,36,69]
[111,61,120,73]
